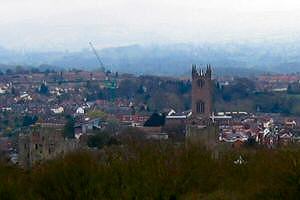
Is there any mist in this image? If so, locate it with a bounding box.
[1,0,300,51]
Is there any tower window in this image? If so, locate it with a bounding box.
[197,79,205,88]
[196,101,205,113]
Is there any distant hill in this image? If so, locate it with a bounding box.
[1,42,300,76]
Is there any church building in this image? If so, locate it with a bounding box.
[191,64,213,120]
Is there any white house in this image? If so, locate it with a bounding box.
[51,107,64,114]
[76,107,85,115]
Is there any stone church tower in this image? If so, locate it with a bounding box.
[191,64,212,119]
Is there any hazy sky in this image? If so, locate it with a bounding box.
[1,0,300,51]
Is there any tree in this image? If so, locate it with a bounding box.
[144,113,165,127]
[15,65,28,74]
[117,79,138,99]
[87,132,119,149]
[39,83,49,95]
[105,118,121,134]
[87,110,107,119]
[245,137,257,147]
[5,69,13,75]
[63,116,75,138]
[30,67,40,74]
[22,115,38,127]
[11,86,17,95]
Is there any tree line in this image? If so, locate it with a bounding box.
[1,141,300,199]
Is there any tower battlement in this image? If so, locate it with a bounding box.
[192,64,212,79]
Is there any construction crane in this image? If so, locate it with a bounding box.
[89,42,105,72]
[89,42,117,93]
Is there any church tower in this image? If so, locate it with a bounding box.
[191,64,212,119]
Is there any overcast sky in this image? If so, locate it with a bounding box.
[1,0,300,51]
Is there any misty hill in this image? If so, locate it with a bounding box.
[1,42,300,76]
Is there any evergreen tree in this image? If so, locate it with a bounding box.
[63,116,75,138]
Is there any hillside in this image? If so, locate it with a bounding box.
[1,42,300,76]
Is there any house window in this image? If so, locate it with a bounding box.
[35,144,38,150]
[196,101,205,114]
[197,79,205,88]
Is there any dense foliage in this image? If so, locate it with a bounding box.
[22,115,38,127]
[63,115,75,138]
[87,131,120,149]
[1,142,300,199]
[215,78,300,115]
[89,76,192,112]
[110,76,300,116]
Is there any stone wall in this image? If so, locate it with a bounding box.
[18,125,80,168]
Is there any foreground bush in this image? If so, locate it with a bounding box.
[1,143,300,199]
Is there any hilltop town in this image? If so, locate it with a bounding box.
[0,66,300,166]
